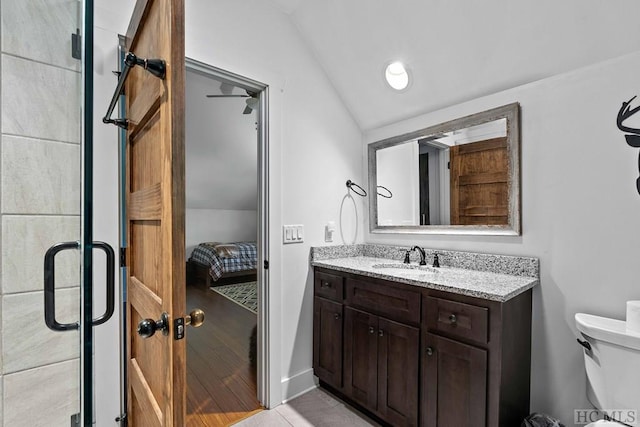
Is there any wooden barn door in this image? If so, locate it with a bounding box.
[449,137,509,226]
[124,0,186,425]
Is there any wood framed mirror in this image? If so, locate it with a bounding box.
[368,102,521,235]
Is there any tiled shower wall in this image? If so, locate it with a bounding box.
[1,1,82,425]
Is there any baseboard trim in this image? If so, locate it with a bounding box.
[281,369,319,403]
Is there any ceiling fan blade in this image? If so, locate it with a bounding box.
[243,105,253,114]
[205,94,249,98]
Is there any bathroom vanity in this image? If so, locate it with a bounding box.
[311,245,539,427]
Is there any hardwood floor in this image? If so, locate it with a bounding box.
[186,283,262,426]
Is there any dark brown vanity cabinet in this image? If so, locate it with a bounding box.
[312,267,532,427]
[313,297,343,389]
[343,276,421,425]
[421,291,532,427]
[422,332,487,426]
[313,270,345,390]
[344,307,420,426]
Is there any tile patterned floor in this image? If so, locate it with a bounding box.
[233,388,380,426]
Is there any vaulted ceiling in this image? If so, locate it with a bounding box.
[270,0,640,130]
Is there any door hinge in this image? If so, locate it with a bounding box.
[120,247,127,267]
[264,260,269,269]
[71,29,81,60]
[70,413,80,427]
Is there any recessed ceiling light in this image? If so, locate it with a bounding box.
[385,61,410,91]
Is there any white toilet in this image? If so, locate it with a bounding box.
[575,313,640,426]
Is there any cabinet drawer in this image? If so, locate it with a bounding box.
[425,296,489,344]
[346,278,421,325]
[314,271,344,302]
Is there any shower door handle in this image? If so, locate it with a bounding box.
[44,241,81,331]
[44,241,116,332]
[91,242,115,326]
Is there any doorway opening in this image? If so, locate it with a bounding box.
[184,58,269,425]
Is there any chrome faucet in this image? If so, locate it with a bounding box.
[412,246,427,266]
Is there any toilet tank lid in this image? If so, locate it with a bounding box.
[575,313,640,350]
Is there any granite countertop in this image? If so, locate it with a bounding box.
[311,256,538,302]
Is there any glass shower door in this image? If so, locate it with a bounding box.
[1,0,102,425]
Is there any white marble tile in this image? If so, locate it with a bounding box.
[3,359,79,427]
[2,54,80,143]
[1,0,80,71]
[2,289,80,374]
[2,135,80,214]
[2,215,80,294]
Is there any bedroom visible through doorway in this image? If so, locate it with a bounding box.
[184,63,264,426]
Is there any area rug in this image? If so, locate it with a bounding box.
[211,281,257,314]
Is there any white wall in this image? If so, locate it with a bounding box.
[364,50,640,425]
[185,0,363,403]
[185,68,258,210]
[184,69,259,258]
[185,208,257,257]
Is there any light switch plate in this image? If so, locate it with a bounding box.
[283,224,304,244]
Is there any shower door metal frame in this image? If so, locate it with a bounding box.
[80,0,95,425]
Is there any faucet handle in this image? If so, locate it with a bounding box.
[403,250,411,264]
[433,252,440,268]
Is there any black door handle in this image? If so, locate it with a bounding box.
[44,241,80,331]
[137,313,169,338]
[91,242,115,326]
[44,241,116,332]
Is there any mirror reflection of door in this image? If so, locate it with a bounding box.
[449,137,509,225]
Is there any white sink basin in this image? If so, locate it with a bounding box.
[371,263,439,274]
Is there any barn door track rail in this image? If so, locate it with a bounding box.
[103,52,166,129]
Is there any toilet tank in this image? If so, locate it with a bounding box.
[575,313,640,414]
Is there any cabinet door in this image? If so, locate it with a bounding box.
[378,318,420,426]
[422,332,487,427]
[344,307,378,409]
[313,297,343,388]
